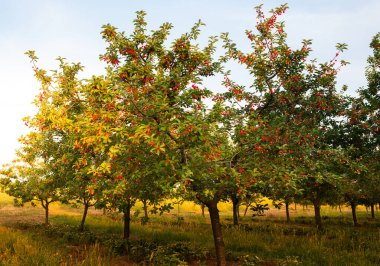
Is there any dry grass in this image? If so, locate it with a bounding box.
[1,192,380,265]
[0,192,369,227]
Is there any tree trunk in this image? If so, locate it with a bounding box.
[142,199,149,220]
[123,201,132,240]
[45,203,49,225]
[41,200,49,226]
[231,196,240,226]
[79,202,89,232]
[201,203,205,217]
[312,201,322,230]
[206,200,226,266]
[244,204,250,216]
[351,202,358,227]
[294,203,297,211]
[371,203,375,219]
[285,201,290,223]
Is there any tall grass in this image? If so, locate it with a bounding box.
[0,225,63,265]
[0,225,120,266]
[47,208,380,265]
[1,194,380,265]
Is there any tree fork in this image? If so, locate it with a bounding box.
[41,199,50,226]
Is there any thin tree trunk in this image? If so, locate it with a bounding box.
[41,200,49,226]
[79,202,89,232]
[313,201,322,230]
[294,203,297,210]
[123,201,132,240]
[142,199,149,220]
[244,204,250,217]
[232,196,239,226]
[206,200,226,266]
[45,203,49,225]
[201,203,205,217]
[351,202,358,227]
[285,201,290,223]
[371,203,375,219]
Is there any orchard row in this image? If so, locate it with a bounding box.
[1,5,379,265]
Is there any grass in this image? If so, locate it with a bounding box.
[0,225,63,265]
[0,221,120,266]
[1,192,380,265]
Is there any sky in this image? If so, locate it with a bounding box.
[0,0,379,165]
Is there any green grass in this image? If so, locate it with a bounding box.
[0,223,119,266]
[1,193,380,265]
[0,225,63,266]
[47,210,380,265]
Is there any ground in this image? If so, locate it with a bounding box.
[1,193,380,265]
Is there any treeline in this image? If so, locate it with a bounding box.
[0,5,379,265]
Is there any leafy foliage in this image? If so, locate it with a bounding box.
[1,6,379,266]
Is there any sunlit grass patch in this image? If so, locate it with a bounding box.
[0,223,120,266]
[0,225,62,265]
[2,193,380,265]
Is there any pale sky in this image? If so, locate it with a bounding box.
[0,0,379,165]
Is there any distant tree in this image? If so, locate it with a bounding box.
[221,3,348,230]
[1,162,66,225]
[359,32,380,217]
[330,32,380,224]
